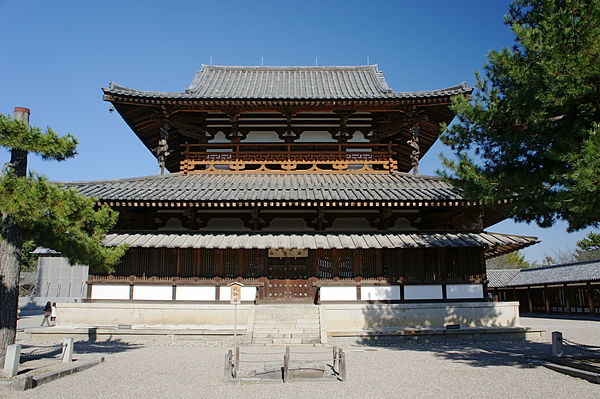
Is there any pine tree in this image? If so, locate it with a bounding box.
[440,0,600,232]
[0,110,126,362]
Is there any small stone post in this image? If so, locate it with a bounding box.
[62,338,74,363]
[3,344,21,378]
[552,331,563,358]
[340,348,346,381]
[224,350,232,381]
[283,346,290,383]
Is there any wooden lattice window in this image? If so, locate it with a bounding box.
[338,250,353,278]
[317,250,333,278]
[361,250,378,278]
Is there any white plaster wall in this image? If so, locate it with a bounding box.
[244,131,281,142]
[204,218,250,231]
[132,285,173,301]
[327,218,374,231]
[390,217,417,231]
[322,301,521,331]
[404,285,443,300]
[320,286,357,301]
[446,284,484,299]
[295,131,334,143]
[91,285,130,300]
[56,302,253,328]
[175,286,216,301]
[361,286,401,301]
[157,217,186,231]
[219,286,257,302]
[266,218,309,231]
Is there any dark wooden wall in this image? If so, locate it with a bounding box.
[103,247,485,282]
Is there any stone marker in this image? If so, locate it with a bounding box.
[62,338,74,363]
[3,344,21,378]
[552,331,563,358]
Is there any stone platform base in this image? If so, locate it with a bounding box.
[29,301,526,344]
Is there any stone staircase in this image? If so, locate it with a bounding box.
[251,305,321,345]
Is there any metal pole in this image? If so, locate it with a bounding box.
[234,302,238,354]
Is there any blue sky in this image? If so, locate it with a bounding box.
[0,0,596,262]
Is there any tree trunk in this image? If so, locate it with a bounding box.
[0,217,24,363]
[0,108,29,363]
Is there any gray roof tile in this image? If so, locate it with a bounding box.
[60,172,464,203]
[103,65,470,100]
[486,269,521,288]
[505,259,600,286]
[100,231,537,258]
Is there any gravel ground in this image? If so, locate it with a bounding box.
[3,316,600,399]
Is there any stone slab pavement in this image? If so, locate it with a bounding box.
[2,316,600,399]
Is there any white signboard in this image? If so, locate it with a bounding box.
[230,283,242,305]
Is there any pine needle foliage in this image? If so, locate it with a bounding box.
[440,0,600,232]
[0,114,77,161]
[0,113,125,272]
[0,173,125,273]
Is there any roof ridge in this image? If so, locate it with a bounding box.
[521,258,600,272]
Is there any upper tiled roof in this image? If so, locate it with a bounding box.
[506,259,600,286]
[61,172,463,203]
[103,65,470,100]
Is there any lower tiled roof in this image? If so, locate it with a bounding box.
[486,269,521,288]
[101,231,538,258]
[62,172,462,203]
[488,259,600,287]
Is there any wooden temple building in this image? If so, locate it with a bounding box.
[52,66,539,340]
[488,260,600,316]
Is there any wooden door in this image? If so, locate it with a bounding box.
[264,257,312,301]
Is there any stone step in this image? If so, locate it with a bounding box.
[251,305,321,344]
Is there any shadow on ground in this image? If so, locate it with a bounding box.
[354,301,557,369]
[19,339,142,361]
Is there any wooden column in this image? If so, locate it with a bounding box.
[564,284,571,314]
[352,251,361,278]
[332,249,340,277]
[375,250,383,277]
[587,283,596,316]
[544,286,551,314]
[527,288,533,313]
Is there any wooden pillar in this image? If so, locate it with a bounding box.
[258,250,266,276]
[352,250,361,278]
[218,249,224,276]
[375,250,383,277]
[239,250,246,278]
[544,286,551,314]
[564,284,571,314]
[527,288,533,313]
[332,249,340,277]
[587,283,596,316]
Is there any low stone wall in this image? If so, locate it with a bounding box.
[321,301,520,332]
[56,302,254,329]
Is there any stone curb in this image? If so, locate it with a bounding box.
[10,356,104,391]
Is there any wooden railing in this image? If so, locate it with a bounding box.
[180,142,398,174]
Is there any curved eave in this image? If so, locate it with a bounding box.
[99,231,538,259]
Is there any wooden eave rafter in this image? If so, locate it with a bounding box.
[98,199,481,209]
[103,93,458,110]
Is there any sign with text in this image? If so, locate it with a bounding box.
[229,282,243,305]
[268,248,309,258]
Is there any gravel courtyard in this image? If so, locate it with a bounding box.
[4,316,600,399]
